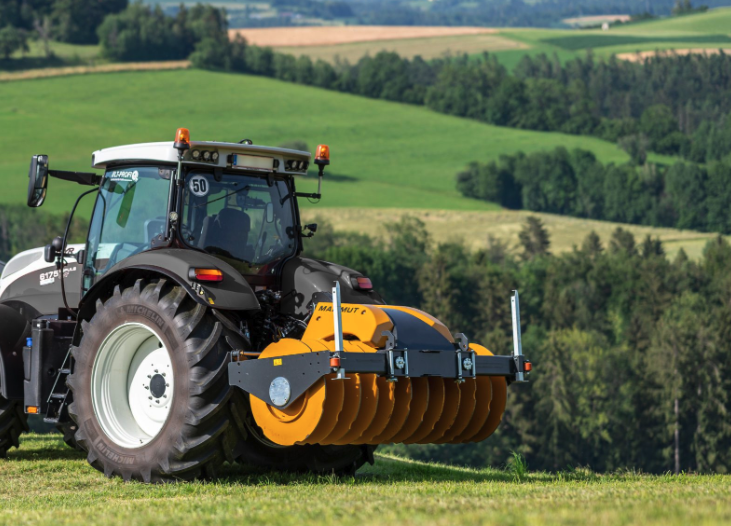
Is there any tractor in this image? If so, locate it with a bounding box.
[0,129,531,482]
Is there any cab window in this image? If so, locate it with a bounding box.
[180,172,297,275]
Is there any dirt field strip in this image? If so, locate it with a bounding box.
[563,14,631,25]
[617,48,731,61]
[0,61,190,82]
[229,26,499,47]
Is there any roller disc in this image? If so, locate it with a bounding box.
[352,377,395,445]
[251,375,344,446]
[468,376,507,442]
[333,374,379,445]
[296,376,344,445]
[417,379,460,443]
[368,378,411,444]
[317,374,362,445]
[449,377,492,443]
[389,377,430,443]
[250,340,345,446]
[403,377,445,444]
[434,379,476,444]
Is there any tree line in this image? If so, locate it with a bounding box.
[187,31,731,165]
[304,215,731,473]
[0,204,87,264]
[456,147,731,234]
[0,0,127,59]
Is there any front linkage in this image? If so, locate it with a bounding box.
[229,286,531,414]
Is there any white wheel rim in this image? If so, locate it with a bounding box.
[91,322,174,449]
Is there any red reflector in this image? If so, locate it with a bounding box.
[524,362,532,372]
[194,268,223,282]
[330,357,341,368]
[355,277,373,290]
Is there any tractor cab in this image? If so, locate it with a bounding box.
[28,128,329,296]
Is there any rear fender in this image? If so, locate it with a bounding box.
[77,248,260,325]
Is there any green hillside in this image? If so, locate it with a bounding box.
[0,69,658,215]
[3,434,731,526]
[611,7,731,34]
[278,9,731,69]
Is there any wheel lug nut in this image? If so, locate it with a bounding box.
[144,386,149,390]
[148,396,152,400]
[156,400,160,404]
[147,375,151,379]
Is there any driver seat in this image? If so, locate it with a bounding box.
[200,208,251,261]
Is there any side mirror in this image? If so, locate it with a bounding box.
[265,202,274,223]
[303,223,318,238]
[27,155,49,208]
[44,236,64,264]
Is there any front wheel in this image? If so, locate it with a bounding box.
[68,278,246,482]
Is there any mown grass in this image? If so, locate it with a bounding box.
[0,69,660,215]
[271,8,731,69]
[2,434,731,526]
[301,208,725,260]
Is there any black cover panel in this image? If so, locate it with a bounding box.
[280,257,384,318]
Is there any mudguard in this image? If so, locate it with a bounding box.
[0,304,32,400]
[77,248,260,322]
[280,257,384,317]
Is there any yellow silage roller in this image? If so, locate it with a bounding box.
[230,287,529,447]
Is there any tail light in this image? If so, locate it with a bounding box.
[351,276,373,290]
[189,268,223,282]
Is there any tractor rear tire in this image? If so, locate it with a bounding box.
[230,392,375,476]
[0,395,28,458]
[67,279,246,483]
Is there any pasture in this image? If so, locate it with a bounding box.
[1,433,730,526]
[301,208,723,261]
[245,8,731,68]
[0,69,660,215]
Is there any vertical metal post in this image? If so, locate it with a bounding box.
[332,282,346,380]
[511,290,524,383]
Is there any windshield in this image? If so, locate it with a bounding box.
[84,167,171,289]
[181,171,297,275]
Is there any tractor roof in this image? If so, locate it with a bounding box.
[92,141,312,176]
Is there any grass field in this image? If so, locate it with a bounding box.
[301,208,723,260]
[256,8,731,68]
[1,40,102,72]
[2,434,731,526]
[0,69,666,216]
